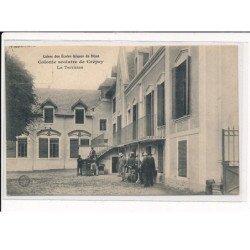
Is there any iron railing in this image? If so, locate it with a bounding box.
[221,127,239,194]
[222,127,239,166]
[113,114,166,146]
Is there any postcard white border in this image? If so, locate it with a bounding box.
[1,32,248,203]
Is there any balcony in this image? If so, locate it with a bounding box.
[113,114,165,146]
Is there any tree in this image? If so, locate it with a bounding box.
[5,52,37,141]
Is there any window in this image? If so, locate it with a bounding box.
[157,82,165,126]
[39,138,59,158]
[44,107,54,123]
[18,138,27,157]
[75,108,84,124]
[127,109,131,124]
[104,139,108,144]
[100,119,107,131]
[39,138,48,158]
[50,138,59,158]
[178,140,187,177]
[172,57,190,119]
[146,91,154,136]
[7,140,16,158]
[80,139,89,147]
[113,123,116,134]
[146,145,152,155]
[70,139,79,158]
[112,97,116,113]
[135,57,138,75]
[143,53,149,66]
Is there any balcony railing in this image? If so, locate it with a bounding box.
[113,114,165,146]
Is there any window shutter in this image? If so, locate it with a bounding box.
[186,56,191,115]
[172,67,176,119]
[178,140,187,177]
[39,138,48,158]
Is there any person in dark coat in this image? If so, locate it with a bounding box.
[141,152,151,187]
[89,147,97,161]
[147,153,156,186]
[77,155,83,176]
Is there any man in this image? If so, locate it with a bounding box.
[77,155,83,176]
[147,153,156,186]
[89,147,97,160]
[141,152,151,187]
[135,155,143,184]
[135,154,142,184]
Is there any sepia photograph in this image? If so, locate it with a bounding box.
[3,40,240,197]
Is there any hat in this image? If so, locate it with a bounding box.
[142,152,148,156]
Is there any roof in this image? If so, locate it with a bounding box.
[98,77,116,89]
[35,88,100,115]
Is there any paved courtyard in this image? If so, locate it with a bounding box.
[6,169,198,196]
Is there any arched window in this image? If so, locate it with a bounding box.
[68,130,91,158]
[37,129,61,158]
[172,49,191,119]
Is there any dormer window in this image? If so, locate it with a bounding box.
[71,99,87,124]
[44,107,54,123]
[75,108,85,124]
[41,98,57,124]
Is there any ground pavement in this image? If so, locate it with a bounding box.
[6,169,199,196]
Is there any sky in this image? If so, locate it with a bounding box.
[6,46,120,90]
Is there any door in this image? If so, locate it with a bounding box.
[158,142,164,173]
[112,156,119,173]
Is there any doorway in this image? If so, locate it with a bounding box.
[112,156,119,173]
[158,142,164,173]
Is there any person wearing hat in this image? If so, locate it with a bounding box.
[141,152,152,187]
[147,152,156,186]
[88,147,97,161]
[77,155,83,176]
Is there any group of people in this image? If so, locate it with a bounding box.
[118,151,157,187]
[76,147,157,187]
[77,147,98,176]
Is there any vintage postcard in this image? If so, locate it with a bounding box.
[1,33,243,200]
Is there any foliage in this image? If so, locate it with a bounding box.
[5,52,37,140]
